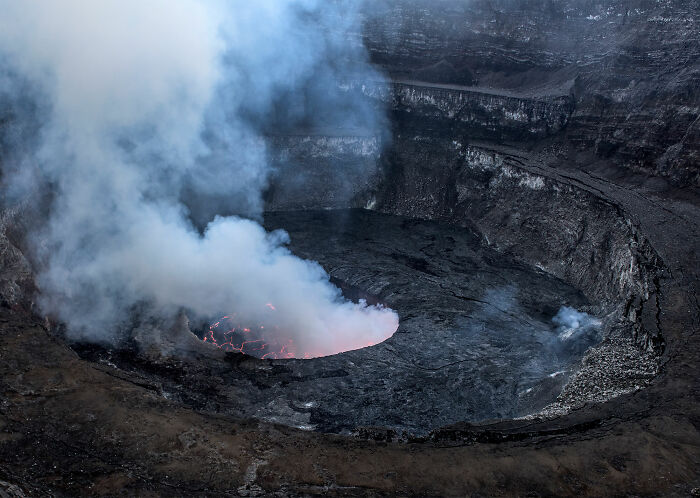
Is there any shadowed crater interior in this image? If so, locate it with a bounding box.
[182,208,606,434]
[71,208,611,435]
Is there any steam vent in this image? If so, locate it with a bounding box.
[0,1,698,496]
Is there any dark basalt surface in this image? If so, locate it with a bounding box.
[71,209,604,436]
[263,209,602,431]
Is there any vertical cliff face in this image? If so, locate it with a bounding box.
[364,81,574,141]
[0,208,33,310]
[361,0,699,186]
[373,137,664,352]
[268,0,698,217]
[265,135,383,211]
[263,0,690,356]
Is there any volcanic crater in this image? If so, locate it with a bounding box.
[1,0,698,495]
[72,168,661,436]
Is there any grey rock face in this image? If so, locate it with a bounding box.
[266,135,383,211]
[363,81,574,141]
[0,208,33,311]
[362,0,699,186]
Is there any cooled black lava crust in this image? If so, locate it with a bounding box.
[76,209,602,436]
[257,209,597,433]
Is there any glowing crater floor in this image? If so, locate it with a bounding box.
[78,209,605,435]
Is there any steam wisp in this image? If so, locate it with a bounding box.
[553,306,602,341]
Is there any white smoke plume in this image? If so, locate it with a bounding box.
[552,306,601,341]
[0,0,398,356]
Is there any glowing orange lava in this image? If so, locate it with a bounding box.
[203,311,298,359]
[201,303,394,360]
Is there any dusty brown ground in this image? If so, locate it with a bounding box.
[1,176,699,496]
[0,301,698,497]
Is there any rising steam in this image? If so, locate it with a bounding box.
[0,0,398,356]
